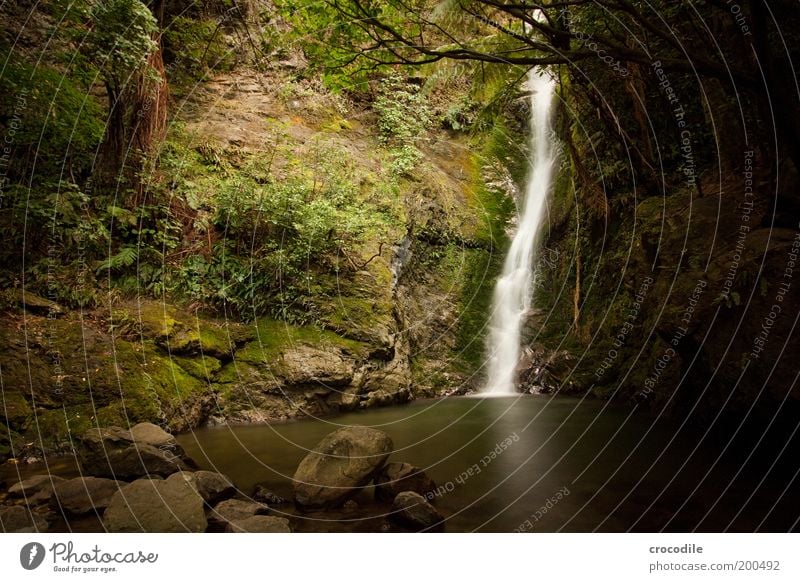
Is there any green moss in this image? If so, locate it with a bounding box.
[133,302,180,339]
[215,362,266,385]
[25,405,94,450]
[0,390,32,430]
[172,354,222,380]
[236,318,371,367]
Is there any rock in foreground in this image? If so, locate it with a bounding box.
[226,515,291,533]
[78,425,193,480]
[390,491,444,531]
[103,473,206,532]
[172,470,236,505]
[208,499,269,529]
[52,477,120,515]
[293,426,393,509]
[0,505,48,532]
[374,462,436,503]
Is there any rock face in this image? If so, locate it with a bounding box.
[279,345,354,386]
[226,515,291,533]
[52,477,120,515]
[208,499,269,529]
[77,425,192,480]
[102,474,207,532]
[390,491,444,531]
[374,462,436,503]
[293,426,393,509]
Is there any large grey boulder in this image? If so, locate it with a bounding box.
[293,426,393,509]
[102,473,206,532]
[390,491,444,531]
[374,462,436,503]
[226,515,291,533]
[52,477,120,515]
[77,425,192,480]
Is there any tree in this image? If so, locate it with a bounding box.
[281,0,800,175]
[85,0,160,194]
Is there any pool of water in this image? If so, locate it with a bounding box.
[177,395,800,532]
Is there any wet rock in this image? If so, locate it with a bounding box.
[225,515,291,533]
[51,477,120,515]
[374,462,436,503]
[390,491,444,531]
[252,484,287,505]
[0,505,48,532]
[293,426,393,509]
[77,425,192,480]
[208,499,269,529]
[102,475,206,532]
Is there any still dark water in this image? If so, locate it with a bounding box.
[178,395,800,532]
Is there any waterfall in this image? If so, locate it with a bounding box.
[481,67,557,396]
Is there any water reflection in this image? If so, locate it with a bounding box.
[176,396,798,532]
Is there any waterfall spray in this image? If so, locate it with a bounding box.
[482,67,557,396]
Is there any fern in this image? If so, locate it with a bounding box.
[95,246,138,273]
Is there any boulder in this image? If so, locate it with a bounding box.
[293,426,393,509]
[129,423,175,447]
[78,425,192,480]
[102,475,207,532]
[51,477,120,515]
[8,474,66,499]
[225,515,291,533]
[208,499,269,529]
[390,491,444,531]
[374,462,436,503]
[176,471,236,504]
[0,505,48,532]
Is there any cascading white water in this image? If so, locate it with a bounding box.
[482,67,557,396]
